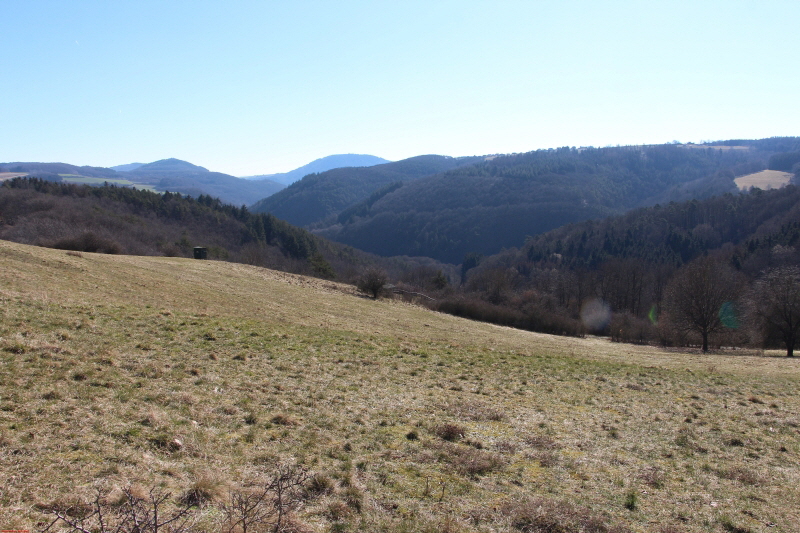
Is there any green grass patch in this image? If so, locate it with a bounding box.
[59,174,157,191]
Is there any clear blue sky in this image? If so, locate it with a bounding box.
[2,1,798,176]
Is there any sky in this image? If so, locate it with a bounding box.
[2,0,799,176]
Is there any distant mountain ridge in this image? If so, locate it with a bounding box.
[111,162,145,172]
[245,154,390,186]
[126,159,282,206]
[0,161,119,179]
[2,158,284,207]
[131,158,209,174]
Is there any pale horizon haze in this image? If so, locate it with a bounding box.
[2,1,799,176]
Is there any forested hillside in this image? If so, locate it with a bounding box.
[245,153,390,185]
[0,161,120,179]
[522,186,800,270]
[0,177,327,270]
[0,178,452,282]
[249,154,483,226]
[124,158,285,205]
[315,140,800,263]
[407,185,800,353]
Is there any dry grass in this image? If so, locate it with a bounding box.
[734,170,793,191]
[0,172,29,181]
[0,239,799,532]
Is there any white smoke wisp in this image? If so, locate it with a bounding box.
[580,299,611,333]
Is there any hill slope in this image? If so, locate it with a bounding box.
[316,140,799,263]
[1,159,286,206]
[127,158,285,205]
[250,154,483,227]
[0,177,333,276]
[0,177,458,283]
[111,162,145,172]
[1,239,799,532]
[132,158,210,173]
[245,154,390,185]
[0,161,121,179]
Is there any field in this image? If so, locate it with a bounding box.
[734,170,793,191]
[58,174,157,191]
[1,240,798,532]
[681,145,751,151]
[0,172,29,181]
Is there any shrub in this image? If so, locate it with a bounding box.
[529,450,560,468]
[304,473,334,497]
[500,496,628,533]
[446,400,505,421]
[341,486,363,513]
[524,435,560,450]
[718,466,763,485]
[356,267,388,298]
[220,464,311,533]
[434,423,466,442]
[451,447,505,477]
[180,473,225,507]
[324,500,352,521]
[638,465,665,489]
[52,232,122,254]
[271,414,298,426]
[434,295,583,337]
[610,312,657,345]
[42,486,196,533]
[623,490,637,511]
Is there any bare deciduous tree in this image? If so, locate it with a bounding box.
[751,266,800,357]
[357,267,388,299]
[663,256,745,352]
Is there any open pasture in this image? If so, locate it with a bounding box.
[58,175,157,191]
[0,240,798,532]
[734,170,793,191]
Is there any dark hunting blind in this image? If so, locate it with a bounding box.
[193,247,208,259]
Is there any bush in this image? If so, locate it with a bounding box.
[357,267,388,298]
[610,312,657,345]
[500,496,629,533]
[52,232,121,254]
[450,446,505,477]
[434,423,466,442]
[433,295,583,337]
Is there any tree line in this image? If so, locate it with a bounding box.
[380,185,800,356]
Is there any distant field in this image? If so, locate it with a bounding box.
[734,170,793,190]
[0,172,28,181]
[682,144,751,151]
[0,240,798,533]
[59,174,157,191]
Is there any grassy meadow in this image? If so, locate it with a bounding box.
[58,175,157,191]
[0,239,798,532]
[734,170,793,191]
